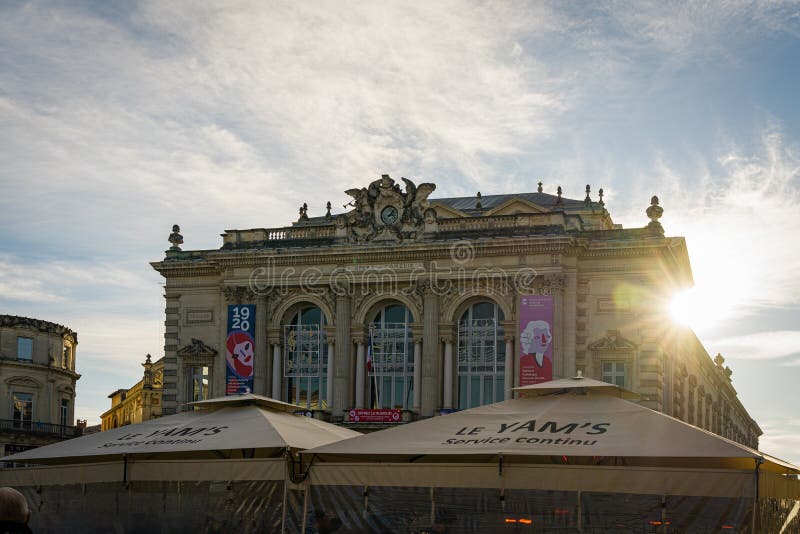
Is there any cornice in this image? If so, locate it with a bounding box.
[152,231,682,277]
[0,358,81,380]
[0,315,78,343]
[152,237,576,274]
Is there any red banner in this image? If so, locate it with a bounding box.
[348,409,402,423]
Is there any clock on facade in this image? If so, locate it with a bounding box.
[380,205,399,225]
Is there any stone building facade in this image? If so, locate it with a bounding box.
[0,315,81,456]
[100,354,164,431]
[150,175,760,447]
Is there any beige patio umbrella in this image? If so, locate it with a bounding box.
[1,393,360,482]
[304,377,799,499]
[1,394,361,534]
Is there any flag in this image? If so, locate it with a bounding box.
[366,326,374,373]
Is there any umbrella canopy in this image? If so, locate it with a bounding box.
[305,387,797,474]
[2,394,360,465]
[514,374,641,399]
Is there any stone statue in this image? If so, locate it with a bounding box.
[168,225,183,251]
[646,195,664,232]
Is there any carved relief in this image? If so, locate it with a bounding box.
[588,330,637,352]
[538,273,566,295]
[222,286,256,303]
[342,175,436,243]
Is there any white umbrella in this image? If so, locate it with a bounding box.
[304,379,799,501]
[1,393,359,464]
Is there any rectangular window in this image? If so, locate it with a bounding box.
[367,323,413,410]
[17,337,33,361]
[284,324,328,410]
[602,361,626,388]
[60,399,69,427]
[457,316,504,410]
[12,392,33,428]
[188,366,210,403]
[62,346,71,369]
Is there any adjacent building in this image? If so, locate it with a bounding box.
[0,315,81,457]
[100,354,164,431]
[149,175,760,447]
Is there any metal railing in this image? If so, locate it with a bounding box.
[0,419,80,438]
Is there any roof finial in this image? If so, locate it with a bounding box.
[556,186,563,206]
[646,195,664,233]
[168,224,183,251]
[584,184,591,204]
[475,191,483,210]
[537,181,543,193]
[598,187,604,207]
[325,201,332,219]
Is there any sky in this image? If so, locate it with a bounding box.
[1,0,799,463]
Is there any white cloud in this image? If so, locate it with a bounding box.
[616,121,800,327]
[600,0,800,62]
[1,0,799,427]
[708,330,800,360]
[757,417,800,466]
[0,254,157,308]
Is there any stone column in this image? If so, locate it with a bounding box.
[333,294,352,418]
[504,335,514,400]
[413,339,422,413]
[547,275,566,380]
[562,263,577,379]
[254,294,268,395]
[46,378,55,424]
[272,344,282,401]
[443,338,454,410]
[421,287,440,416]
[355,340,366,409]
[326,339,335,410]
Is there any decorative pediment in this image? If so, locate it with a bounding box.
[340,175,437,243]
[177,339,218,360]
[430,202,468,219]
[485,197,549,216]
[588,330,637,352]
[5,376,43,389]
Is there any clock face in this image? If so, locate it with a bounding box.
[381,206,399,225]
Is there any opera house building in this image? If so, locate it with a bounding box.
[151,175,760,448]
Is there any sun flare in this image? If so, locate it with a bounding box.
[669,288,711,329]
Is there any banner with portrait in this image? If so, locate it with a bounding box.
[226,304,255,395]
[518,295,554,386]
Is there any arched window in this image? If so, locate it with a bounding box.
[368,304,414,409]
[457,301,505,410]
[283,306,328,409]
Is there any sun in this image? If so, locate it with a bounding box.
[668,262,752,333]
[669,288,712,330]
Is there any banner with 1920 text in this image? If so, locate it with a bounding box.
[226,304,255,395]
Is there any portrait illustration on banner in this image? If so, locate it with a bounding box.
[518,296,554,386]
